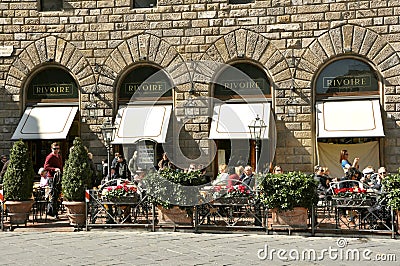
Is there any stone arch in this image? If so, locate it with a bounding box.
[200,28,292,89]
[98,33,187,92]
[295,24,400,88]
[5,35,95,100]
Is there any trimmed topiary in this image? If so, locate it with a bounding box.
[3,140,34,201]
[258,171,318,211]
[61,137,92,201]
[382,169,400,211]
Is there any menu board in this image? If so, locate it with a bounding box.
[137,144,155,169]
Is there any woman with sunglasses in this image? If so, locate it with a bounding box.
[339,149,359,173]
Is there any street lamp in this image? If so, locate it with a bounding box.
[248,114,267,174]
[101,119,116,179]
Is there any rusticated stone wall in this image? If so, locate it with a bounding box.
[1,0,400,172]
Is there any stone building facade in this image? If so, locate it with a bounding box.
[0,0,399,176]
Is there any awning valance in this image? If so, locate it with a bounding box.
[112,105,172,144]
[316,99,384,138]
[11,106,78,140]
[209,102,271,139]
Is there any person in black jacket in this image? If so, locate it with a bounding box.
[114,155,131,181]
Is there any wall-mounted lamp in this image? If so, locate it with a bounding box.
[237,53,245,58]
[94,63,100,73]
[139,56,147,61]
[188,85,195,95]
[183,97,199,120]
[285,81,299,117]
[84,93,98,120]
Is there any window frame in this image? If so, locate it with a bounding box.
[131,0,157,9]
[314,56,380,101]
[37,0,63,12]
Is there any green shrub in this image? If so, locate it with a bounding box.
[144,168,208,208]
[382,170,400,210]
[3,140,34,201]
[61,137,92,201]
[258,171,318,211]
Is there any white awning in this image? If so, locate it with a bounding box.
[316,99,384,138]
[112,105,172,144]
[11,106,78,140]
[209,103,271,139]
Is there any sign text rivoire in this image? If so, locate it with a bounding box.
[323,75,371,89]
[33,84,74,96]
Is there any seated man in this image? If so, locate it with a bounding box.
[239,165,255,188]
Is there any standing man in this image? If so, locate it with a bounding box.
[114,154,131,180]
[0,155,7,172]
[44,142,63,219]
[0,155,8,183]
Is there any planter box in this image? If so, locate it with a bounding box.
[157,206,193,226]
[212,197,250,205]
[106,195,139,204]
[271,207,308,229]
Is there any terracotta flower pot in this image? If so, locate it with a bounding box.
[63,201,86,226]
[5,200,34,225]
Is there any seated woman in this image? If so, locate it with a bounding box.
[339,149,360,174]
[212,163,229,186]
[228,165,244,186]
[339,167,362,189]
[314,165,330,197]
[272,165,283,174]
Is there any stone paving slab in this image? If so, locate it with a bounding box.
[0,230,399,265]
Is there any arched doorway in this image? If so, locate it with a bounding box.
[12,66,80,173]
[112,63,174,173]
[314,57,383,178]
[209,61,275,174]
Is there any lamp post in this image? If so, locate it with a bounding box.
[101,120,116,179]
[248,114,267,174]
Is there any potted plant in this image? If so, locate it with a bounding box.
[61,137,92,227]
[144,168,208,226]
[3,140,35,227]
[382,169,400,234]
[258,171,318,229]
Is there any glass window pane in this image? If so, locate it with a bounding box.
[228,0,255,4]
[133,0,157,8]
[316,58,378,94]
[40,0,63,11]
[214,63,270,98]
[119,65,172,99]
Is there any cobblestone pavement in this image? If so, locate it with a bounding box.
[0,229,399,266]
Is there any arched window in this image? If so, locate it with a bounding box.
[27,67,78,102]
[213,62,271,100]
[119,65,172,102]
[315,58,379,97]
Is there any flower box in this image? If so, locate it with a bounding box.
[212,197,250,205]
[107,195,139,204]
